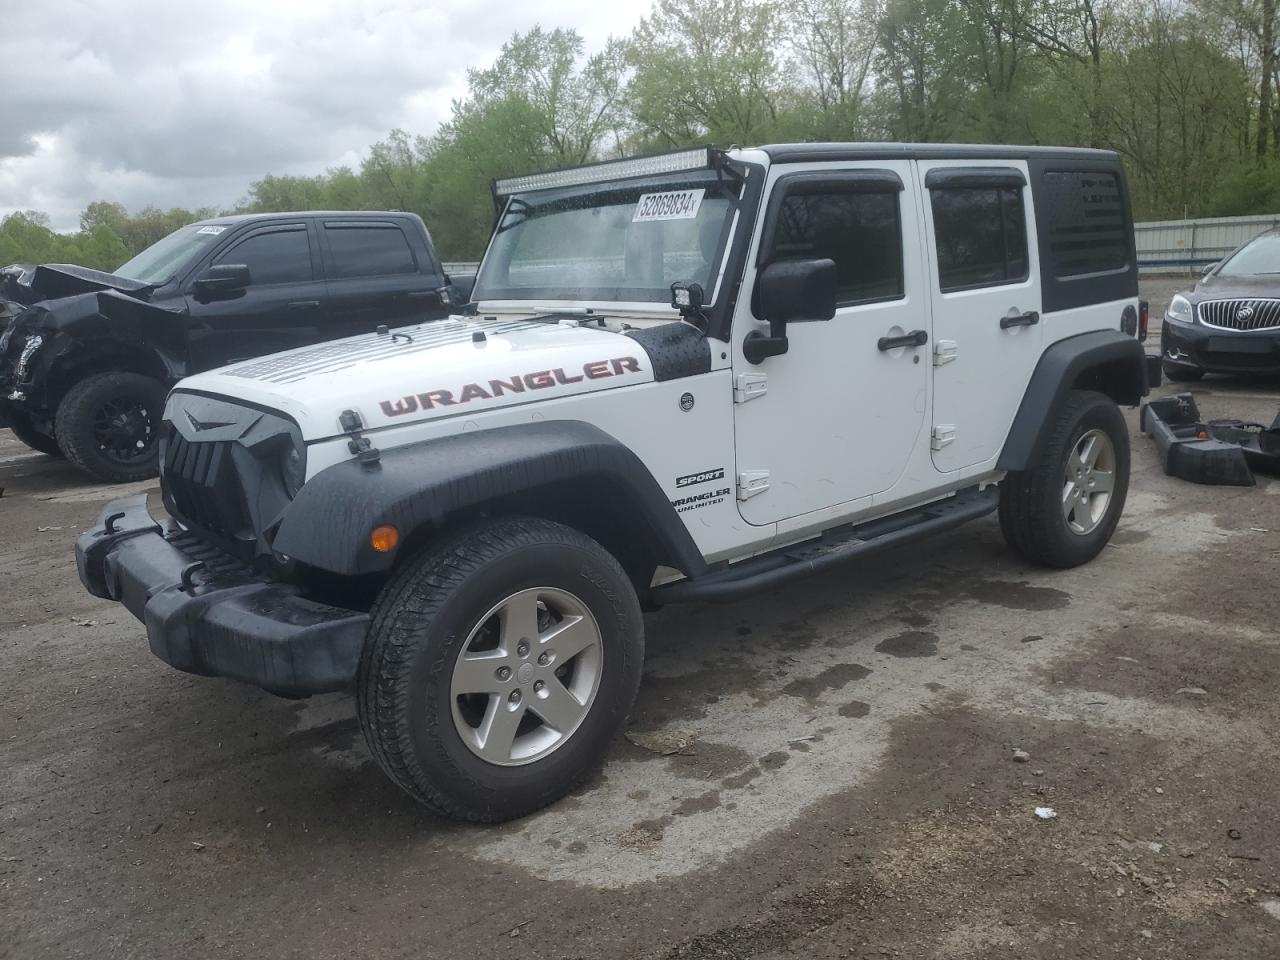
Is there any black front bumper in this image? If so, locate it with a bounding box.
[1161,320,1280,374]
[76,495,369,696]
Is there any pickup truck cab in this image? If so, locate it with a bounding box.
[0,211,471,481]
[78,144,1148,821]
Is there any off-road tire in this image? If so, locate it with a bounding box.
[1162,360,1204,382]
[357,516,645,822]
[6,409,62,458]
[998,389,1130,569]
[56,372,166,483]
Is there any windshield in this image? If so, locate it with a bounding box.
[474,173,738,304]
[1218,232,1280,277]
[114,223,228,284]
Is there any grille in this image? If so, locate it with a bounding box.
[1198,299,1280,332]
[161,427,252,543]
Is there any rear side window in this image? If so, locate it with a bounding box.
[931,186,1028,291]
[325,224,417,278]
[216,228,313,285]
[1039,171,1129,277]
[766,188,903,306]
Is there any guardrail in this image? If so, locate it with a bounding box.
[1135,214,1280,274]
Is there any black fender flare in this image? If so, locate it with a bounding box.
[997,329,1148,472]
[272,420,708,578]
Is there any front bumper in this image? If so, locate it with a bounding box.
[1161,320,1280,374]
[76,495,369,696]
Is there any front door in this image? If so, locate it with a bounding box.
[732,160,930,526]
[185,221,328,372]
[918,162,1043,472]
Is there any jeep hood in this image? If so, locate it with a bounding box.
[174,315,657,442]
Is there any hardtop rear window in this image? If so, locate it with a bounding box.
[1040,170,1130,278]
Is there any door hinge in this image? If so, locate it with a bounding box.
[931,425,956,451]
[733,372,768,404]
[933,340,958,366]
[737,470,770,500]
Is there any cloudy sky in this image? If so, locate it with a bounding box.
[0,0,651,232]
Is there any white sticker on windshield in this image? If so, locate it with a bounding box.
[633,189,705,223]
[196,225,226,235]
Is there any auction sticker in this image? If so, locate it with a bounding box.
[633,189,704,222]
[196,225,227,235]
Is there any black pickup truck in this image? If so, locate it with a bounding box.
[0,211,473,482]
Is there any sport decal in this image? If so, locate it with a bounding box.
[675,468,725,488]
[378,356,643,417]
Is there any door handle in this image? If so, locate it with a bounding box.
[405,290,440,301]
[1000,310,1039,329]
[877,329,929,351]
[287,300,321,310]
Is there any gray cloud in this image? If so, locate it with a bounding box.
[0,0,648,231]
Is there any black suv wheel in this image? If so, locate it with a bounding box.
[357,516,644,822]
[999,389,1130,569]
[56,372,166,483]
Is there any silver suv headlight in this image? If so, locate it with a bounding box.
[1165,294,1194,325]
[14,334,44,379]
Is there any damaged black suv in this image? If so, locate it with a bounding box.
[0,211,467,482]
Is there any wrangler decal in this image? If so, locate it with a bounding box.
[378,356,644,418]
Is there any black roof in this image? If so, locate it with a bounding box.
[759,142,1120,164]
[196,210,419,226]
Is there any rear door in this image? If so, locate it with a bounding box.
[319,219,450,332]
[185,221,327,371]
[919,162,1043,473]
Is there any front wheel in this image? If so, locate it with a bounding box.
[999,389,1130,569]
[357,517,645,822]
[55,372,166,483]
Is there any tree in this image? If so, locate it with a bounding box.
[626,0,789,146]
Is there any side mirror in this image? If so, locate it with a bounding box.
[193,263,250,298]
[1201,262,1218,282]
[744,258,836,364]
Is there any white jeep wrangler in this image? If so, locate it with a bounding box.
[77,144,1149,821]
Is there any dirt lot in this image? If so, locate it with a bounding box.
[3,322,1279,958]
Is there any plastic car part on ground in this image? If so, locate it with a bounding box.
[1140,392,1280,486]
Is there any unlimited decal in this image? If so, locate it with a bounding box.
[379,356,643,418]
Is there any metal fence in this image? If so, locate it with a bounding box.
[1135,214,1280,274]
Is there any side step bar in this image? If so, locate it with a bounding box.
[653,485,1000,604]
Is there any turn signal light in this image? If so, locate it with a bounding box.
[369,525,400,553]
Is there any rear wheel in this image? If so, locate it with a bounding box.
[56,372,166,483]
[999,389,1130,569]
[6,409,62,458]
[357,517,644,822]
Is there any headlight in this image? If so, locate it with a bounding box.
[1165,294,1194,325]
[14,334,44,379]
[281,444,306,497]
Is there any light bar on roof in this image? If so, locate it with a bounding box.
[494,147,715,197]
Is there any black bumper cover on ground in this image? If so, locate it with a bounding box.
[1140,393,1280,486]
[76,495,368,696]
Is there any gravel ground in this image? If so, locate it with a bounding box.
[3,295,1279,959]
